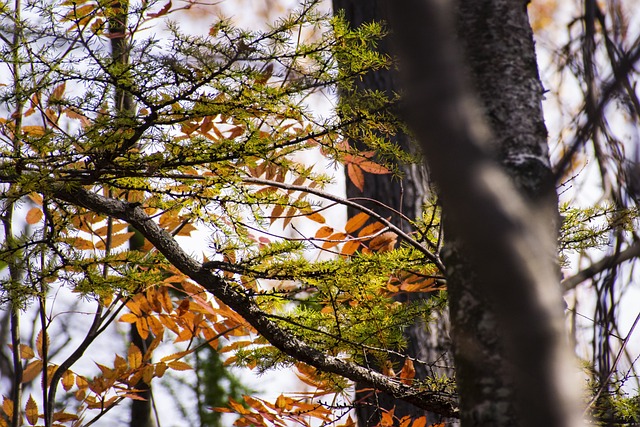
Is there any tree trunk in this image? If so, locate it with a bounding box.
[387,0,583,426]
[332,1,452,425]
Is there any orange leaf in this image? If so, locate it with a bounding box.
[168,360,192,371]
[380,408,394,427]
[358,221,386,238]
[305,211,326,224]
[119,313,139,324]
[412,416,428,427]
[322,233,347,249]
[25,208,43,225]
[347,164,364,192]
[135,318,149,340]
[25,395,38,425]
[341,239,360,256]
[358,159,390,174]
[128,344,142,369]
[345,212,370,233]
[314,225,334,239]
[68,237,95,250]
[399,359,416,385]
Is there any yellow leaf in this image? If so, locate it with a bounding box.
[62,370,75,391]
[119,313,138,324]
[75,375,88,389]
[345,212,370,233]
[167,361,192,371]
[275,394,293,411]
[25,395,38,425]
[155,362,167,378]
[128,344,142,369]
[22,360,43,383]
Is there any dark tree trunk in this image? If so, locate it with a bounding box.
[332,1,452,425]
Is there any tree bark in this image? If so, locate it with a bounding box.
[386,0,583,426]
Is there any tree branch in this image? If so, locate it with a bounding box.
[54,186,459,418]
[562,241,640,291]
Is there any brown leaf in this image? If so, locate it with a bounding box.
[35,329,48,358]
[345,212,370,233]
[52,411,79,422]
[62,370,75,391]
[49,83,66,104]
[25,395,38,425]
[147,1,172,18]
[2,396,14,418]
[368,232,398,252]
[94,231,135,250]
[19,344,35,360]
[22,360,43,383]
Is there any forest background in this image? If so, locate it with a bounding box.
[1,0,640,426]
